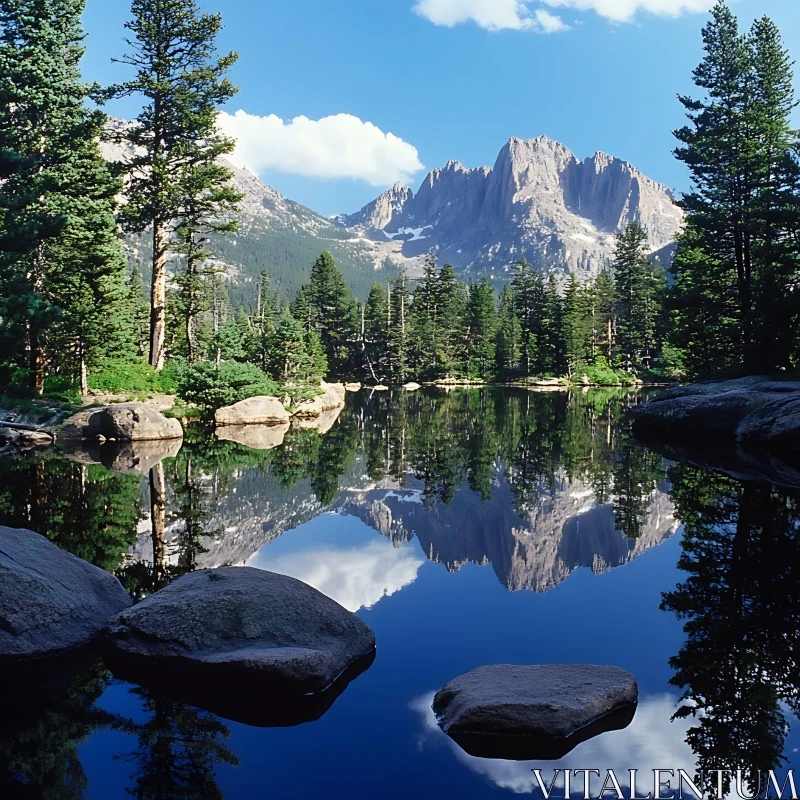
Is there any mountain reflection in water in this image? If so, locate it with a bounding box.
[1,387,800,798]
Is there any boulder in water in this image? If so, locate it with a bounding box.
[98,403,183,441]
[432,664,637,760]
[215,396,291,426]
[0,527,131,663]
[103,567,377,717]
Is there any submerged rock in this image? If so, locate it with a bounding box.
[215,422,290,450]
[403,382,422,391]
[98,403,183,442]
[0,527,131,663]
[345,382,362,392]
[103,567,376,702]
[432,664,637,760]
[215,396,291,426]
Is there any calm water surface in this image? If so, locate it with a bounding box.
[1,388,799,799]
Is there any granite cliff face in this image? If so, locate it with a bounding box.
[341,136,683,279]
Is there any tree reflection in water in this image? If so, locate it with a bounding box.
[662,464,800,789]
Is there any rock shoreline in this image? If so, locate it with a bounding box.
[629,376,800,457]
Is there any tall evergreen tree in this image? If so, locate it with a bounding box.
[670,1,800,374]
[409,252,441,379]
[387,268,410,384]
[495,284,523,379]
[592,269,616,362]
[539,274,564,374]
[510,257,544,376]
[363,282,389,380]
[614,221,657,372]
[562,273,591,377]
[0,0,133,394]
[99,0,239,371]
[438,262,468,376]
[467,279,497,380]
[306,251,358,376]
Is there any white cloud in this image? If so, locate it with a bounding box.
[246,539,424,612]
[413,0,710,30]
[412,0,568,32]
[541,0,712,23]
[534,7,570,32]
[217,110,424,187]
[411,693,695,794]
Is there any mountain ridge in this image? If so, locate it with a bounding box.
[340,134,683,279]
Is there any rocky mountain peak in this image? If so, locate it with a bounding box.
[339,134,684,278]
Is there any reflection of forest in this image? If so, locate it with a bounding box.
[661,465,800,790]
[0,660,236,800]
[0,388,673,596]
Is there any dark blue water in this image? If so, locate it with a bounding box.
[2,388,799,798]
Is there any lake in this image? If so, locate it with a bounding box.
[2,387,799,799]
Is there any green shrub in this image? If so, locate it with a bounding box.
[176,360,280,413]
[89,359,161,394]
[43,375,81,404]
[87,358,183,395]
[578,357,637,386]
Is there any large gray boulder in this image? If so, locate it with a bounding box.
[433,664,637,759]
[630,390,770,440]
[630,378,800,456]
[0,527,131,663]
[57,408,105,441]
[103,567,376,697]
[735,396,800,455]
[292,382,346,419]
[215,396,290,426]
[98,403,183,441]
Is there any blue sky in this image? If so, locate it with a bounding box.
[81,0,800,217]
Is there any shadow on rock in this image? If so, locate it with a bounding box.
[445,701,637,761]
[103,646,376,727]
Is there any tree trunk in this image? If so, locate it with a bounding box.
[30,327,45,396]
[150,222,168,372]
[80,357,88,397]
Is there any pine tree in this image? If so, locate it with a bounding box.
[387,268,410,384]
[268,312,326,384]
[670,1,800,374]
[510,258,544,376]
[438,263,468,376]
[467,279,497,380]
[495,284,523,379]
[99,0,239,371]
[748,15,800,368]
[363,282,389,380]
[540,274,564,374]
[562,274,591,377]
[126,266,152,358]
[0,0,133,394]
[306,251,358,377]
[614,222,657,372]
[409,252,441,379]
[592,269,617,362]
